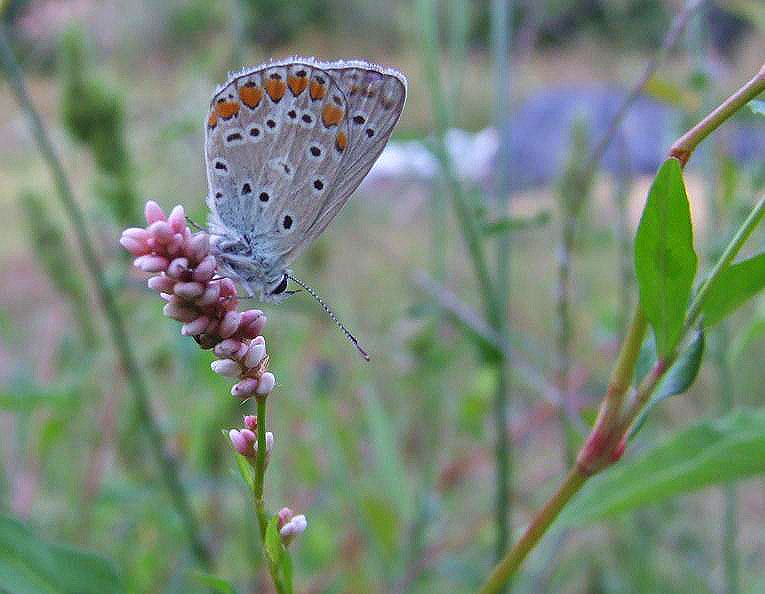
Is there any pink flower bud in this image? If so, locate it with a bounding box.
[119,235,146,255]
[277,507,293,529]
[256,372,275,396]
[168,205,186,233]
[181,316,209,336]
[231,378,259,398]
[238,310,266,337]
[166,234,185,256]
[279,514,307,546]
[219,277,237,298]
[211,359,241,377]
[192,255,217,282]
[134,255,169,273]
[243,415,257,431]
[196,282,221,306]
[122,227,150,242]
[162,302,199,322]
[244,340,267,368]
[219,310,241,339]
[214,338,243,358]
[229,429,254,456]
[174,282,205,299]
[147,220,174,244]
[145,200,165,224]
[188,233,210,263]
[147,275,176,293]
[166,257,189,279]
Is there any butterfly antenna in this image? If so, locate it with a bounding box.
[287,274,370,362]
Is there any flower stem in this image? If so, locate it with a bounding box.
[254,395,269,539]
[670,62,765,167]
[477,467,589,594]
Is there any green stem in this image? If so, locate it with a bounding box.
[254,395,269,540]
[670,62,765,166]
[0,26,211,568]
[491,0,514,565]
[477,467,589,594]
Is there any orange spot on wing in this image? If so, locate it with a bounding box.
[239,84,263,109]
[288,76,307,96]
[215,99,240,119]
[265,79,286,102]
[309,80,326,100]
[335,130,347,152]
[207,110,218,129]
[322,105,344,128]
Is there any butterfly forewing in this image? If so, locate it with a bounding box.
[204,57,406,297]
[205,61,351,259]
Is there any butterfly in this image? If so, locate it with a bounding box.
[204,57,407,306]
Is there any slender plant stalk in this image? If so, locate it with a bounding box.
[477,59,765,594]
[477,467,588,594]
[253,395,269,539]
[490,0,514,565]
[0,27,212,568]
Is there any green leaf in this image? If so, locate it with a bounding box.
[0,513,124,594]
[561,407,765,525]
[702,253,765,328]
[748,99,765,116]
[264,514,293,593]
[635,158,697,356]
[629,329,705,439]
[224,430,255,490]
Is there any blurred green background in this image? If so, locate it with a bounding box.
[1,1,765,592]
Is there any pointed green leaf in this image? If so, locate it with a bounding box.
[561,407,765,525]
[264,514,293,593]
[629,329,705,439]
[702,253,765,328]
[0,513,123,594]
[635,158,697,356]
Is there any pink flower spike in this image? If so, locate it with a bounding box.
[119,236,146,255]
[256,372,275,396]
[166,257,189,280]
[214,338,243,358]
[219,310,242,339]
[174,282,205,300]
[135,255,169,273]
[147,220,174,244]
[181,316,209,336]
[231,378,259,398]
[168,205,186,233]
[147,275,176,293]
[192,255,217,282]
[211,359,241,378]
[145,200,165,224]
[244,340,267,368]
[243,415,257,431]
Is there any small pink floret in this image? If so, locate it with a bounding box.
[181,316,209,336]
[219,310,241,339]
[174,281,205,299]
[256,372,275,396]
[145,200,165,224]
[231,378,259,398]
[168,205,186,233]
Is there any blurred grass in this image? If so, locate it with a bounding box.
[1,1,765,593]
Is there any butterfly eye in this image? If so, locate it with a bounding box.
[271,274,288,295]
